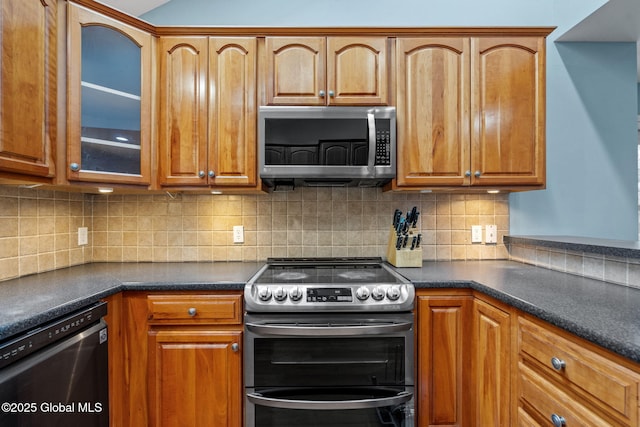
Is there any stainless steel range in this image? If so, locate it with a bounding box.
[244,257,415,313]
[244,257,415,427]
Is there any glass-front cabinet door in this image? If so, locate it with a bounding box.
[66,3,152,185]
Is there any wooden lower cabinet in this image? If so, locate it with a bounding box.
[416,291,472,427]
[148,330,242,427]
[114,291,243,427]
[517,315,640,426]
[472,297,511,427]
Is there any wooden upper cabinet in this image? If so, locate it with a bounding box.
[471,37,545,186]
[66,3,153,185]
[158,36,257,188]
[264,36,389,105]
[208,37,257,187]
[394,33,548,190]
[0,0,56,179]
[396,37,470,187]
[158,36,209,187]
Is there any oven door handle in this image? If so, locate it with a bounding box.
[247,390,413,411]
[245,321,413,337]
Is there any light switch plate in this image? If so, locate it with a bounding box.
[485,225,497,244]
[78,227,88,246]
[471,225,483,243]
[233,225,244,243]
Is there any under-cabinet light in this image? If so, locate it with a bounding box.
[487,190,500,194]
[115,136,129,142]
[211,190,223,195]
[98,187,113,194]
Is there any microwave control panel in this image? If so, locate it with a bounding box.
[375,122,391,166]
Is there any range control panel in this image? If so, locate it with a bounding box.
[245,283,415,313]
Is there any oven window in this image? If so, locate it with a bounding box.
[253,337,405,387]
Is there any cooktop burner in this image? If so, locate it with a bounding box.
[244,257,415,313]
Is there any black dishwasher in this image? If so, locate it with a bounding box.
[0,301,109,426]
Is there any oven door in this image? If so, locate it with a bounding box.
[246,386,414,427]
[244,312,414,427]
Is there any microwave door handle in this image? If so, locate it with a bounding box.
[247,390,413,411]
[367,112,376,174]
[246,321,413,337]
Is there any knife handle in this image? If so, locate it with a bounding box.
[410,236,417,250]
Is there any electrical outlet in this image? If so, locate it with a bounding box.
[485,224,497,244]
[78,227,88,246]
[233,225,244,244]
[471,225,483,243]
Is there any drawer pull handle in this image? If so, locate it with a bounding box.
[551,357,566,371]
[231,343,239,352]
[551,414,566,427]
[188,307,197,317]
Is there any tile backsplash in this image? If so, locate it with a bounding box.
[0,186,509,282]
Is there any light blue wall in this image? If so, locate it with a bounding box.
[143,0,639,240]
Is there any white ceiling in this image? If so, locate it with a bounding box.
[557,0,640,81]
[97,0,169,16]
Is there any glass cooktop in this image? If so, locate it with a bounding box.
[254,257,405,285]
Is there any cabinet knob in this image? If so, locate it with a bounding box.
[208,170,215,178]
[328,90,335,97]
[319,90,326,98]
[231,343,239,352]
[188,307,197,317]
[198,171,206,178]
[69,163,80,172]
[465,170,471,177]
[474,170,481,178]
[550,357,566,371]
[551,414,566,427]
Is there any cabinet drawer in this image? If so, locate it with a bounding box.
[518,317,640,425]
[147,294,242,325]
[519,363,614,426]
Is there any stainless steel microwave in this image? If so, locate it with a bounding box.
[258,106,396,189]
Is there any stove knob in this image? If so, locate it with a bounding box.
[386,286,401,301]
[289,286,303,301]
[356,286,371,301]
[257,287,272,301]
[371,286,385,301]
[274,287,288,302]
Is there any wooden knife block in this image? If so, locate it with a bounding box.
[386,226,422,268]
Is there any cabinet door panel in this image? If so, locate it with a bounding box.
[417,295,471,427]
[158,37,209,186]
[328,37,388,105]
[0,0,56,178]
[264,37,326,105]
[67,4,152,185]
[209,37,257,187]
[396,38,469,186]
[471,37,545,186]
[148,330,242,427]
[473,298,511,427]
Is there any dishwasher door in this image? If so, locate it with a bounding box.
[0,315,109,426]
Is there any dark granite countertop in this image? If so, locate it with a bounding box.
[0,262,262,342]
[398,261,640,363]
[1,260,640,365]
